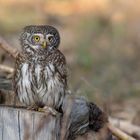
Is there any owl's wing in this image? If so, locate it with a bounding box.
[13,54,22,92]
[53,50,68,87]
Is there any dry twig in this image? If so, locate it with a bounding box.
[107,123,136,140]
[0,64,14,73]
[0,37,19,58]
[109,117,140,139]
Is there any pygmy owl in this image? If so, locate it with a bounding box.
[13,25,68,111]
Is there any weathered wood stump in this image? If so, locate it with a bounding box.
[0,96,108,140]
[0,106,61,140]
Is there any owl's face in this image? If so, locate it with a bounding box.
[20,25,60,52]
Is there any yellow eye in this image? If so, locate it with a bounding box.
[48,36,53,43]
[33,36,40,42]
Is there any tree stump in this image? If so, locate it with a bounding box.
[0,106,61,140]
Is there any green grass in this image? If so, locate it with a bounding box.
[70,15,140,101]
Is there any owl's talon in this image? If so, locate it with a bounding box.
[38,106,57,116]
[38,108,45,112]
[27,106,57,116]
[27,106,39,111]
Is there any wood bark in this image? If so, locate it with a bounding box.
[0,106,61,140]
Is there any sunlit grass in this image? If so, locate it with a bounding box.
[0,5,44,34]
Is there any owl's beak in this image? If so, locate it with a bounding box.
[43,41,47,48]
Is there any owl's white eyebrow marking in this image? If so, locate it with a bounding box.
[46,34,54,37]
[33,33,43,36]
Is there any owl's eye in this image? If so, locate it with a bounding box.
[33,35,40,42]
[48,36,54,43]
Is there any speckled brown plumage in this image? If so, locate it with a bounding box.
[13,25,68,110]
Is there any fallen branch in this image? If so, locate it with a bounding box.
[0,64,14,73]
[109,117,140,139]
[0,37,19,58]
[107,123,136,140]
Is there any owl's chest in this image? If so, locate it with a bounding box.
[17,61,64,107]
[21,62,56,87]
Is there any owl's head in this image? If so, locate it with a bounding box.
[20,25,60,52]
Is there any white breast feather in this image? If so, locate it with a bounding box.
[18,63,34,104]
[35,64,41,83]
[18,63,64,108]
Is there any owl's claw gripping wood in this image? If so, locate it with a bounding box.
[27,105,58,116]
[38,106,58,116]
[27,105,39,111]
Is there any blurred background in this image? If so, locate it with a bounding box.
[0,0,140,133]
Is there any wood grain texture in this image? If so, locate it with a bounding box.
[0,106,61,140]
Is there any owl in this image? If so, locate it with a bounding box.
[13,25,68,111]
